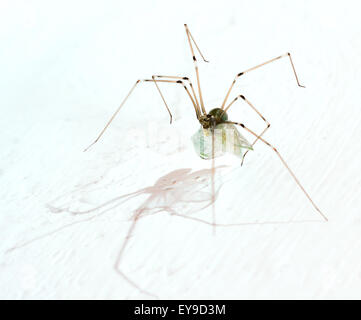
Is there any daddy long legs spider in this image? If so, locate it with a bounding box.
[84,24,327,222]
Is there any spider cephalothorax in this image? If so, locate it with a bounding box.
[199,108,228,129]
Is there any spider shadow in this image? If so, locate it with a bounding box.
[6,165,323,298]
[5,166,225,298]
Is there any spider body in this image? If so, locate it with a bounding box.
[199,108,228,129]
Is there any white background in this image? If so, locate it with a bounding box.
[1,0,361,299]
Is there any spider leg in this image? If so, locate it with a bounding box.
[184,24,209,115]
[226,120,328,222]
[221,52,305,109]
[152,75,202,118]
[153,75,201,113]
[223,94,271,166]
[84,78,198,151]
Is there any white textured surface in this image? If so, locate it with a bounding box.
[1,0,361,299]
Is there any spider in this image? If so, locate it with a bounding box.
[84,24,327,222]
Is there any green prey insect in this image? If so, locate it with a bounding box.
[84,24,327,221]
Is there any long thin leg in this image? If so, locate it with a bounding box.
[226,120,328,222]
[184,25,209,63]
[83,78,198,151]
[221,52,305,109]
[152,75,202,118]
[223,94,271,165]
[241,125,269,166]
[184,24,209,115]
[150,76,174,124]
